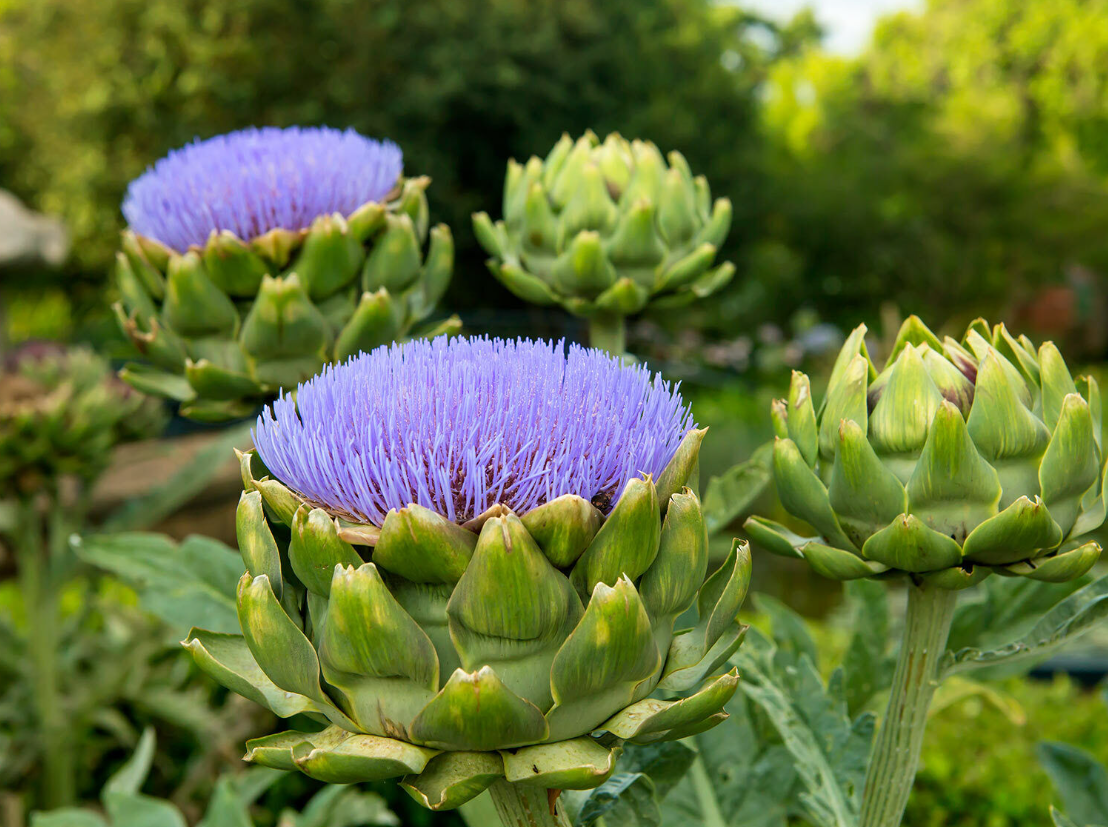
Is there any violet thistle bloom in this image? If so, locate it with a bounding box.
[253,336,695,525]
[113,126,456,422]
[185,335,751,824]
[122,127,403,252]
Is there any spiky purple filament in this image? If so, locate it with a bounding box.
[253,337,695,525]
[122,126,403,252]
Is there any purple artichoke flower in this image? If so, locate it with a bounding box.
[122,126,403,251]
[253,336,695,525]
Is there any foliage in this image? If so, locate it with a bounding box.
[0,569,270,813]
[30,728,400,827]
[572,573,1108,827]
[705,0,1108,337]
[0,0,810,329]
[1038,692,1108,827]
[910,678,1108,827]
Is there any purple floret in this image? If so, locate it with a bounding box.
[253,337,695,525]
[122,126,403,252]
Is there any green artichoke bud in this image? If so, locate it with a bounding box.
[473,131,734,319]
[0,343,166,496]
[188,449,748,809]
[184,338,749,811]
[747,317,1105,587]
[115,127,458,422]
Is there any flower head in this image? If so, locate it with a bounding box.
[122,126,403,251]
[253,336,694,525]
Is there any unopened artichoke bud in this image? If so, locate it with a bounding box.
[184,337,749,812]
[115,126,459,421]
[1,343,166,497]
[473,131,734,321]
[746,316,1105,588]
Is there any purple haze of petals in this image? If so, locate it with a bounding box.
[253,337,695,526]
[122,126,403,252]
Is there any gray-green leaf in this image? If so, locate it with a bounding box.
[1038,741,1108,827]
[72,532,242,635]
[941,572,1108,678]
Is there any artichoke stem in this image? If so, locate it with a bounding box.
[16,499,75,808]
[859,580,957,827]
[487,780,572,827]
[588,312,626,357]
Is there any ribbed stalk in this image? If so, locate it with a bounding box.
[859,581,957,827]
[16,497,74,808]
[588,313,626,357]
[487,780,571,827]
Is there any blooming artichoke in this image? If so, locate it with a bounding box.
[746,317,1105,588]
[1,343,166,496]
[114,126,457,422]
[472,132,733,350]
[184,337,749,817]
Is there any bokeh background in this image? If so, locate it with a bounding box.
[3,0,1108,825]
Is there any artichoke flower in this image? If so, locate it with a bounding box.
[747,316,1105,588]
[472,131,733,353]
[184,337,749,818]
[114,126,457,422]
[1,343,166,496]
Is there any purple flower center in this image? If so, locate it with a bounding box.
[253,337,695,525]
[122,126,403,252]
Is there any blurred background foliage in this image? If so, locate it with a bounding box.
[4,0,1106,352]
[4,0,1108,824]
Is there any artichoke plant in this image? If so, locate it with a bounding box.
[745,316,1106,827]
[747,316,1104,587]
[472,131,733,354]
[184,337,749,826]
[1,342,166,497]
[113,126,457,422]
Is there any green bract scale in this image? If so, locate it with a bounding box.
[747,316,1105,589]
[472,131,734,318]
[113,127,457,422]
[183,339,750,812]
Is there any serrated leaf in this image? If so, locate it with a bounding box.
[946,576,1085,658]
[737,629,872,827]
[1038,741,1108,827]
[72,532,241,635]
[839,580,892,714]
[942,572,1108,678]
[754,593,818,666]
[661,631,812,827]
[570,772,660,827]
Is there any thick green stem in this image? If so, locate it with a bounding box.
[588,313,626,357]
[16,499,74,808]
[487,780,571,827]
[859,581,957,827]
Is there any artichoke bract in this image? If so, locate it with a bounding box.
[184,337,749,815]
[472,131,734,346]
[114,126,456,422]
[747,316,1105,588]
[1,343,165,496]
